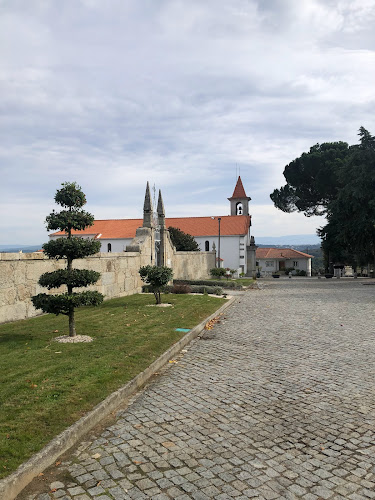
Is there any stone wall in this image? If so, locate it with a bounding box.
[0,252,143,324]
[173,251,216,280]
[0,230,215,324]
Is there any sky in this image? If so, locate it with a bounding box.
[1,0,374,245]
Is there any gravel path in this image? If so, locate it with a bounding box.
[21,279,375,499]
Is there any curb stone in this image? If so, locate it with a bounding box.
[0,296,236,500]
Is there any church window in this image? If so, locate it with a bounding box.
[205,241,209,251]
[107,243,112,252]
[293,261,299,267]
[266,261,274,267]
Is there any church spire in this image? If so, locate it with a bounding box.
[143,182,153,228]
[157,189,165,228]
[228,176,251,216]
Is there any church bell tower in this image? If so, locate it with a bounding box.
[228,176,251,216]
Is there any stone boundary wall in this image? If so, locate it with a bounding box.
[0,252,143,324]
[0,247,215,324]
[173,251,216,280]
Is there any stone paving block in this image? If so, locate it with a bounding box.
[19,281,375,500]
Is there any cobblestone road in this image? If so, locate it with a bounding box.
[22,279,375,500]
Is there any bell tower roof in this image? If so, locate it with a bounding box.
[228,176,250,200]
[228,176,251,216]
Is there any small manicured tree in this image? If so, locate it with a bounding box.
[210,267,226,279]
[139,265,173,304]
[168,226,200,251]
[32,182,104,337]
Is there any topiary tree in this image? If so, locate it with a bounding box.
[210,267,226,279]
[168,226,200,251]
[139,265,173,304]
[32,182,104,337]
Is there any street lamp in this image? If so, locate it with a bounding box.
[211,217,222,268]
[218,217,221,268]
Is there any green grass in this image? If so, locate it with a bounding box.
[0,293,226,478]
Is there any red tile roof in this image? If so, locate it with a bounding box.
[256,248,313,259]
[50,215,251,239]
[228,176,249,199]
[166,216,251,237]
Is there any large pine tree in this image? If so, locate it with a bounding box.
[32,182,104,337]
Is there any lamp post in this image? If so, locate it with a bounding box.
[218,217,221,268]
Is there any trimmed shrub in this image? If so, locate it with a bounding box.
[190,285,223,295]
[210,267,226,278]
[171,284,192,294]
[174,279,239,289]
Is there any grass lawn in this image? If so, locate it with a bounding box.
[0,293,226,478]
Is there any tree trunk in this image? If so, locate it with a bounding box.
[67,256,76,336]
[154,290,161,305]
[68,308,76,337]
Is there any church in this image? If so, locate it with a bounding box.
[49,177,257,276]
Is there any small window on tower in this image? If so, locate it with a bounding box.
[236,202,243,215]
[107,243,112,252]
[205,241,209,251]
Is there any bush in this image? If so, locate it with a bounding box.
[284,267,295,275]
[210,267,226,279]
[171,284,192,294]
[190,285,223,295]
[143,284,223,295]
[173,279,239,289]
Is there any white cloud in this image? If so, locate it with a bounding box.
[0,0,374,244]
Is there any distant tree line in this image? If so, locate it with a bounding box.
[270,127,375,273]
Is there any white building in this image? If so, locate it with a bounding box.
[256,248,313,276]
[50,177,257,275]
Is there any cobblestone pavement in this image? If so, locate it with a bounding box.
[21,279,375,499]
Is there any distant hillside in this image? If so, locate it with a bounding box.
[0,245,41,253]
[255,234,321,245]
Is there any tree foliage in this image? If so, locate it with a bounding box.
[139,265,173,304]
[270,128,375,272]
[270,142,349,216]
[168,226,200,251]
[32,182,104,336]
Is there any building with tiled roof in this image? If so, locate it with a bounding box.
[256,248,313,276]
[49,177,257,275]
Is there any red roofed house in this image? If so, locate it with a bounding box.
[256,248,313,276]
[49,177,257,276]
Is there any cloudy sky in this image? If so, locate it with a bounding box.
[1,0,374,245]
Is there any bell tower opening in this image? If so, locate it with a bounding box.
[236,202,243,215]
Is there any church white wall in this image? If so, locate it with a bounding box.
[99,239,132,253]
[48,235,132,253]
[195,235,246,271]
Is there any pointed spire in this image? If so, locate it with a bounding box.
[157,190,165,216]
[229,176,249,199]
[143,181,153,212]
[143,181,153,228]
[157,190,165,228]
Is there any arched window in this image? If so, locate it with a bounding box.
[107,243,112,252]
[205,240,209,251]
[236,202,243,215]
